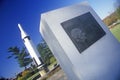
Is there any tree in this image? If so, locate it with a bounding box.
[37,42,56,66]
[117,7,120,19]
[115,0,120,19]
[8,46,33,69]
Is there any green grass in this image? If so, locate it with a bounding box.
[110,23,120,42]
[27,72,40,80]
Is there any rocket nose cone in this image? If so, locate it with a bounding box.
[18,23,22,31]
[18,23,20,27]
[18,23,28,39]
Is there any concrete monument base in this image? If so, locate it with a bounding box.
[40,1,120,80]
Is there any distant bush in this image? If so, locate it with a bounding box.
[103,12,118,26]
[50,57,56,64]
[37,42,57,66]
[17,69,34,80]
[116,7,120,19]
[0,77,9,80]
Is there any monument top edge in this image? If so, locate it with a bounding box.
[40,1,89,16]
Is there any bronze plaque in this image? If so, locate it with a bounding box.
[61,12,106,53]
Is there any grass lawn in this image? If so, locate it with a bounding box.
[27,72,40,80]
[110,23,120,42]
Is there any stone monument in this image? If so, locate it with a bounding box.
[40,2,120,80]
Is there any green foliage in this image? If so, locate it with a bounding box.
[103,12,118,26]
[8,46,33,69]
[50,57,56,64]
[0,77,9,80]
[116,7,120,19]
[37,41,56,66]
[116,0,120,19]
[17,69,33,80]
[27,71,40,80]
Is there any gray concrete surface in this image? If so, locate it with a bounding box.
[47,70,68,80]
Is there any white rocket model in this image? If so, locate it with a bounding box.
[18,24,42,66]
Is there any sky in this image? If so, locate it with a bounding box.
[0,0,116,78]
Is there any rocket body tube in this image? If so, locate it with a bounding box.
[18,24,42,66]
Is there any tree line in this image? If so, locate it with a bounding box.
[103,1,120,26]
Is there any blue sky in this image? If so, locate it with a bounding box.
[0,0,116,78]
